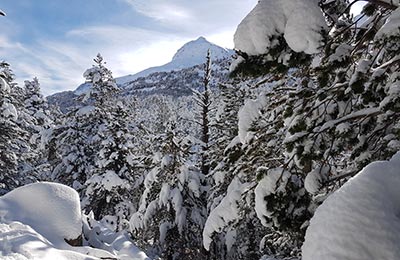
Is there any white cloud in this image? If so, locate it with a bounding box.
[0,0,258,95]
[120,0,257,34]
[0,25,191,95]
[122,0,192,24]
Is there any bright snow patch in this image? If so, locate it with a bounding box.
[375,7,400,40]
[302,152,400,260]
[238,94,268,144]
[255,168,291,226]
[83,212,150,260]
[1,101,18,120]
[0,76,10,93]
[202,177,250,250]
[0,182,82,243]
[0,221,98,260]
[0,182,150,260]
[234,0,327,55]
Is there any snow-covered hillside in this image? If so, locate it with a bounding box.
[73,37,233,95]
[48,37,232,112]
[117,36,233,85]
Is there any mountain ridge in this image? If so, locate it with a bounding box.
[47,37,233,112]
[74,37,233,94]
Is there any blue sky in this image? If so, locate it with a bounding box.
[0,0,257,95]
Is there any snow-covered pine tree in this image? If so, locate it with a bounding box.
[82,98,141,231]
[0,62,22,193]
[220,0,400,257]
[50,54,120,193]
[18,78,52,181]
[130,122,207,259]
[192,50,213,176]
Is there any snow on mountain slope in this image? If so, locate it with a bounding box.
[49,37,233,112]
[117,36,233,85]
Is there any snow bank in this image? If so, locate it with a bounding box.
[0,182,82,244]
[83,212,151,260]
[234,0,327,56]
[0,221,98,260]
[302,152,400,260]
[0,182,150,260]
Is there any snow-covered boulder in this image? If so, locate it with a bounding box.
[302,152,400,260]
[0,182,82,244]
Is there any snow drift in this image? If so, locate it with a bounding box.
[0,182,150,260]
[302,152,400,260]
[0,182,82,244]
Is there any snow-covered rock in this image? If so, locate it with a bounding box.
[302,152,400,260]
[234,0,327,55]
[0,182,82,244]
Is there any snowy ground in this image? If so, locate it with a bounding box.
[0,182,150,260]
[302,152,400,260]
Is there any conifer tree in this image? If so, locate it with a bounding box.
[211,0,400,257]
[50,54,120,193]
[0,62,21,193]
[193,50,213,176]
[131,122,207,259]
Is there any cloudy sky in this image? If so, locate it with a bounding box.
[0,0,257,95]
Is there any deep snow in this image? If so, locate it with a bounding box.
[0,182,150,260]
[302,152,400,260]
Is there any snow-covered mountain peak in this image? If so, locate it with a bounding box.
[116,36,233,85]
[172,36,231,63]
[72,37,233,94]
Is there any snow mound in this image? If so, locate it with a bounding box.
[83,212,151,260]
[0,182,151,260]
[0,182,82,244]
[234,0,327,55]
[302,152,400,260]
[0,221,98,260]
